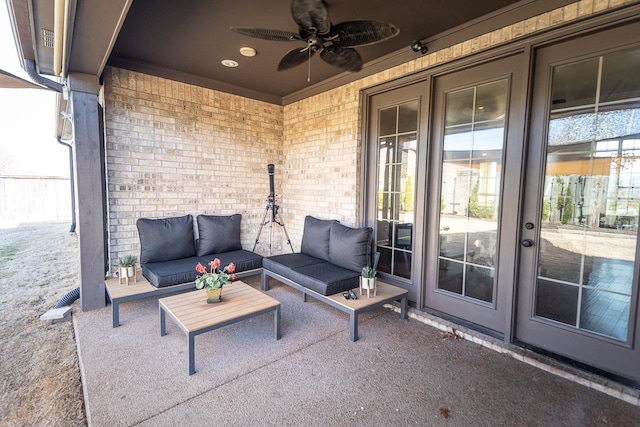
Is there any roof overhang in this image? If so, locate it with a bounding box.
[0,68,47,89]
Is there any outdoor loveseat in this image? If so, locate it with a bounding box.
[137,213,262,287]
[106,213,262,327]
[261,216,409,342]
[261,216,373,296]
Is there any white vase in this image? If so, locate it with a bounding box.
[362,277,375,289]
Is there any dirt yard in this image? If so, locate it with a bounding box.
[0,222,86,427]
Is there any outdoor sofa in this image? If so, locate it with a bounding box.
[261,216,409,342]
[106,213,262,327]
[137,213,262,287]
[261,215,373,296]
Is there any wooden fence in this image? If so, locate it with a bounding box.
[0,176,71,222]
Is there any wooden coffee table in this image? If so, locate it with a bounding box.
[159,281,281,375]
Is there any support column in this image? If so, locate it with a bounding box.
[69,73,106,311]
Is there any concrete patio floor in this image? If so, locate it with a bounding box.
[74,275,640,426]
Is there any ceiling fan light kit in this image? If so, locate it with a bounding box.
[240,47,257,57]
[230,0,399,79]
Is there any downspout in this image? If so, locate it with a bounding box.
[24,59,71,230]
[57,137,76,233]
[24,59,63,92]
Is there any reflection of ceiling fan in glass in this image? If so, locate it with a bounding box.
[231,0,399,79]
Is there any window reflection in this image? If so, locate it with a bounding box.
[438,80,508,304]
[376,102,418,279]
[535,48,640,342]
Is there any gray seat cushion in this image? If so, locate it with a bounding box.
[300,216,338,261]
[199,250,263,274]
[263,253,325,278]
[196,214,242,256]
[137,215,196,264]
[142,256,201,288]
[287,262,360,296]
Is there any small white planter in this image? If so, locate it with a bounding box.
[362,277,375,289]
[359,276,377,297]
[119,266,137,285]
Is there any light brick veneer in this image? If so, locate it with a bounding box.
[103,67,283,268]
[104,0,637,268]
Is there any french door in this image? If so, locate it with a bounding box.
[366,81,429,301]
[424,54,526,334]
[516,23,640,382]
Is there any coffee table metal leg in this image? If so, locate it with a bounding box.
[188,333,195,375]
[400,296,408,320]
[350,312,358,342]
[160,306,166,336]
[112,300,120,328]
[275,305,281,340]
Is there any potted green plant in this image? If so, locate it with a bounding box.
[118,255,137,279]
[195,258,236,303]
[360,265,377,297]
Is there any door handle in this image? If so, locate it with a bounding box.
[521,239,534,247]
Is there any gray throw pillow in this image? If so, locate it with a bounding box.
[137,215,196,264]
[300,216,338,261]
[196,214,242,256]
[328,222,372,272]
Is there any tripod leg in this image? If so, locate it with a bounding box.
[281,223,295,253]
[274,216,295,254]
[252,206,270,252]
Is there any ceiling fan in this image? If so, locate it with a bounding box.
[231,0,399,78]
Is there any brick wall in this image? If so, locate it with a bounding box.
[103,68,283,268]
[104,0,637,268]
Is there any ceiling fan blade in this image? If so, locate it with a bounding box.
[231,27,301,42]
[320,47,363,72]
[332,20,399,47]
[291,0,330,35]
[278,47,315,71]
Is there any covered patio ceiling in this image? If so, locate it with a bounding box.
[7,0,576,105]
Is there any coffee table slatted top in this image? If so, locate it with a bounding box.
[159,281,281,333]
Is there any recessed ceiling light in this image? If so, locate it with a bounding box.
[240,47,256,57]
[221,59,239,67]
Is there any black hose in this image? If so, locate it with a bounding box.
[54,287,80,308]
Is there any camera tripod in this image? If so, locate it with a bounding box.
[253,195,294,256]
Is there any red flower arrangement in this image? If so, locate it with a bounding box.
[194,258,236,290]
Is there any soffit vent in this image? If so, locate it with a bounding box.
[42,29,55,48]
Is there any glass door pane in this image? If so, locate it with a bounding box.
[535,49,640,341]
[438,80,508,304]
[376,101,418,279]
